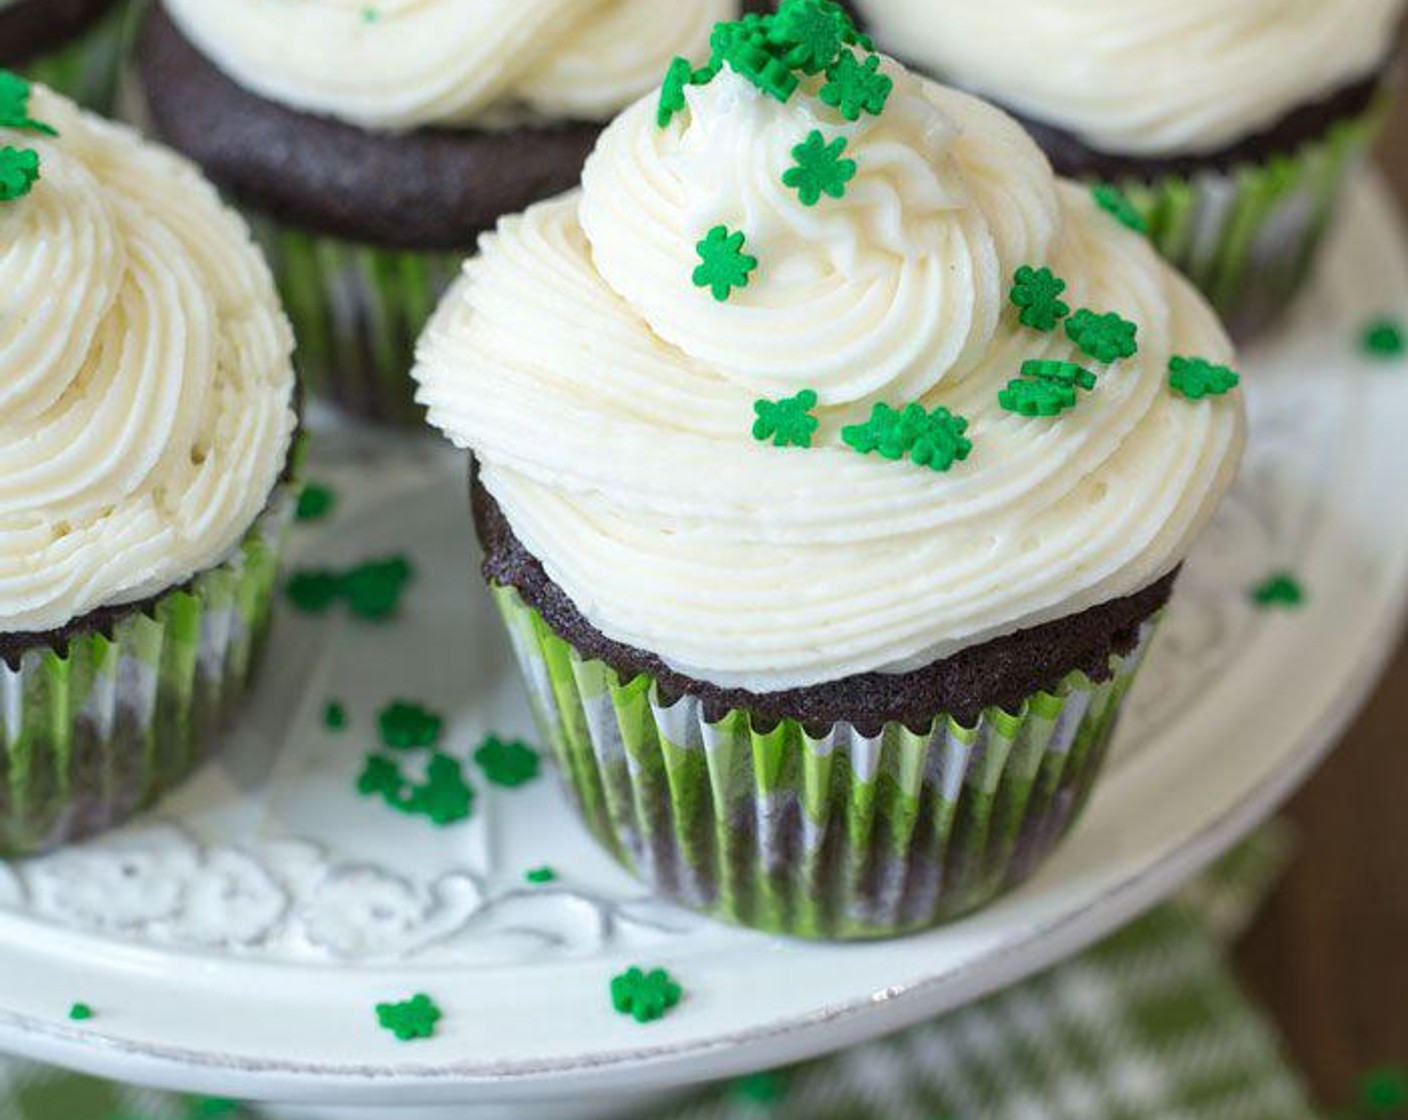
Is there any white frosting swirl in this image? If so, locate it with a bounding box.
[160,0,739,132]
[0,87,296,634]
[414,64,1245,693]
[855,0,1404,157]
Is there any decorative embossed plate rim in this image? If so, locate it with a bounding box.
[0,176,1404,1111]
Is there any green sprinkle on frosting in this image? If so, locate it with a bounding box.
[693,225,757,301]
[1066,308,1139,363]
[0,71,57,137]
[378,700,443,750]
[753,389,820,448]
[820,49,892,121]
[768,0,849,75]
[473,735,541,788]
[658,56,696,128]
[1009,266,1070,332]
[783,130,856,206]
[0,146,40,201]
[1168,356,1240,400]
[1252,573,1305,609]
[842,403,972,473]
[1361,316,1406,359]
[375,993,441,1042]
[610,966,683,1024]
[1091,184,1148,235]
[999,360,1097,417]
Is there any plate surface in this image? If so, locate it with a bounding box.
[0,177,1406,1110]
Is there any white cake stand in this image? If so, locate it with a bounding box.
[0,176,1405,1120]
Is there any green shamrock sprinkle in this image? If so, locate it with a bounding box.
[1022,359,1098,391]
[1169,355,1240,400]
[731,1071,789,1105]
[1251,573,1306,609]
[473,735,541,788]
[285,556,414,620]
[658,57,695,128]
[842,403,972,472]
[820,50,892,121]
[714,19,799,103]
[999,378,1077,417]
[357,755,406,801]
[610,967,683,1024]
[768,0,849,75]
[186,1099,241,1119]
[1066,308,1139,363]
[323,701,347,731]
[1361,317,1406,359]
[378,700,443,750]
[295,482,336,522]
[0,71,56,136]
[375,993,441,1042]
[1009,266,1070,332]
[1358,1067,1408,1114]
[783,130,857,206]
[404,753,477,825]
[0,146,40,201]
[753,389,820,448]
[525,866,558,884]
[1091,184,1147,234]
[693,225,758,302]
[68,1003,94,1022]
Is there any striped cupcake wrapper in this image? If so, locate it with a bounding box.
[250,218,465,427]
[494,585,1154,941]
[1116,94,1388,339]
[0,482,295,856]
[19,0,132,114]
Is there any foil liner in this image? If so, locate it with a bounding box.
[0,482,295,856]
[251,219,465,427]
[494,585,1155,941]
[19,0,132,113]
[1116,93,1388,339]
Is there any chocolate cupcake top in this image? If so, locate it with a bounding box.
[414,5,1245,694]
[160,0,740,132]
[854,0,1404,159]
[0,79,295,634]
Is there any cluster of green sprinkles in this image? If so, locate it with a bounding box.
[1168,355,1240,400]
[375,993,442,1042]
[671,2,887,301]
[1251,572,1306,609]
[842,403,972,472]
[999,360,1097,417]
[610,966,683,1024]
[357,700,475,826]
[0,71,56,204]
[286,555,414,620]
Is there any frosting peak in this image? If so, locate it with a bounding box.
[161,0,739,132]
[0,85,296,634]
[414,30,1245,693]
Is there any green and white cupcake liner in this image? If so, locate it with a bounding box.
[0,482,295,857]
[16,0,131,114]
[251,219,465,427]
[494,585,1155,941]
[1114,94,1388,339]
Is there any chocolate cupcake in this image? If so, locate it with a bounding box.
[852,0,1405,339]
[131,0,744,425]
[0,78,298,854]
[0,0,129,112]
[414,5,1246,939]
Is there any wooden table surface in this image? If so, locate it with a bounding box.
[1232,97,1408,1107]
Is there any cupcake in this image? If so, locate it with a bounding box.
[0,78,298,855]
[851,0,1405,339]
[414,6,1246,939]
[131,0,747,426]
[1,0,129,112]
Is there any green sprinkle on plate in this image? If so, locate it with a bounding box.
[375,993,441,1042]
[1251,573,1306,610]
[378,700,443,750]
[295,482,336,522]
[1361,316,1406,359]
[67,1002,94,1022]
[473,735,541,788]
[609,966,683,1024]
[525,866,558,884]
